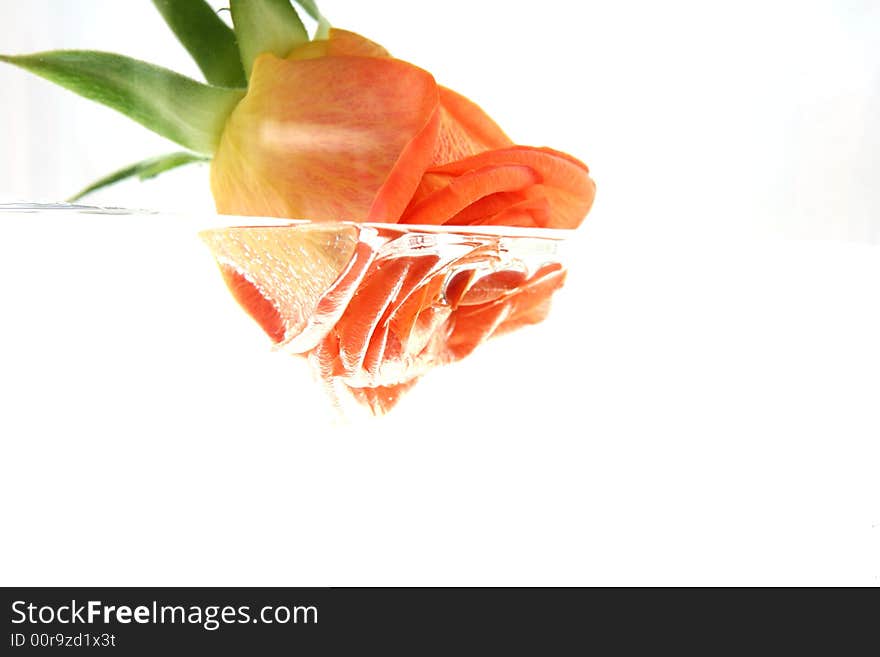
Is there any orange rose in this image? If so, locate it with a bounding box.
[200,28,595,413]
[211,30,595,229]
[3,3,595,413]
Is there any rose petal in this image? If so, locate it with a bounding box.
[458,269,529,306]
[399,164,541,225]
[432,86,512,166]
[361,255,440,379]
[443,191,527,226]
[473,197,552,228]
[211,54,439,222]
[200,224,361,347]
[487,264,567,337]
[367,109,440,222]
[284,240,375,353]
[442,263,566,360]
[335,256,413,375]
[445,301,511,361]
[428,146,596,229]
[391,274,451,359]
[347,380,418,415]
[287,28,391,60]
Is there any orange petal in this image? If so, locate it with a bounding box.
[443,263,567,359]
[287,28,391,60]
[390,273,450,359]
[286,240,375,353]
[211,54,439,222]
[432,86,512,166]
[443,268,476,308]
[429,146,596,229]
[367,108,440,222]
[199,224,361,348]
[399,164,541,225]
[310,331,343,381]
[445,301,511,361]
[474,197,552,228]
[335,256,413,375]
[346,380,418,415]
[286,26,514,170]
[402,171,454,210]
[443,191,527,226]
[458,269,529,306]
[361,255,440,378]
[491,264,567,337]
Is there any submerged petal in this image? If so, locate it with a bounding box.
[203,223,571,414]
[199,223,363,350]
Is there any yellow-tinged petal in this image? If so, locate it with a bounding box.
[211,53,439,221]
[286,28,391,60]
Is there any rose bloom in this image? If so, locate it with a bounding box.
[211,29,595,228]
[205,29,596,412]
[1,5,596,413]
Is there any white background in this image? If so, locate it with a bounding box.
[0,0,878,585]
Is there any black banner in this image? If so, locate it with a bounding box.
[1,587,873,653]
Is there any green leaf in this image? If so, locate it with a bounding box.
[0,51,244,154]
[231,0,310,78]
[152,0,247,88]
[67,151,209,202]
[294,0,331,39]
